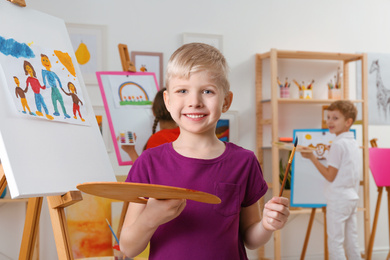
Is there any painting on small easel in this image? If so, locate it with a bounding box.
[291,129,356,208]
[97,71,159,165]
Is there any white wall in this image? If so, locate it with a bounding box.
[1,0,390,259]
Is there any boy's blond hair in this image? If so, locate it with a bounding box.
[327,100,357,123]
[165,43,230,93]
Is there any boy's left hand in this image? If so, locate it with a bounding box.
[262,196,290,231]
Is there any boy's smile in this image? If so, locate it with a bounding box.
[326,110,352,136]
[164,71,232,136]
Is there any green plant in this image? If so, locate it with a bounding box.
[279,152,292,190]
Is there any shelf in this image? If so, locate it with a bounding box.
[256,49,370,259]
[261,99,364,104]
[257,50,363,62]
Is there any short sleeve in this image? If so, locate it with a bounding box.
[125,151,151,184]
[327,142,343,169]
[241,155,268,207]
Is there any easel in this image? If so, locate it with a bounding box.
[1,164,83,259]
[115,43,136,238]
[6,0,26,7]
[300,207,328,260]
[366,138,390,260]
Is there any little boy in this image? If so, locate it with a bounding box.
[120,43,290,259]
[300,100,360,259]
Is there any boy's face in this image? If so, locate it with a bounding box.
[326,110,352,136]
[164,71,232,136]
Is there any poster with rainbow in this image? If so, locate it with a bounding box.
[96,71,159,165]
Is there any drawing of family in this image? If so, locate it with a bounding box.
[14,54,84,121]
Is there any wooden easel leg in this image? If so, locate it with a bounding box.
[47,191,83,260]
[366,187,383,260]
[300,208,316,260]
[387,187,390,260]
[322,207,328,260]
[0,164,7,195]
[116,201,129,240]
[19,197,43,260]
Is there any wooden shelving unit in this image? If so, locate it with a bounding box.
[255,49,370,259]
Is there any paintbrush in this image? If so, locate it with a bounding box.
[106,219,120,245]
[279,137,298,197]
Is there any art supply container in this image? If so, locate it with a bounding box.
[280,88,290,98]
[328,88,342,99]
[299,90,312,99]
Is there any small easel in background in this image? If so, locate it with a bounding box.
[7,0,26,7]
[366,138,390,260]
[118,44,136,72]
[115,43,136,240]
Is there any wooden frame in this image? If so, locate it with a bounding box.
[131,51,163,88]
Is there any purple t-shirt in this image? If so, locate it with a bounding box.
[126,142,268,260]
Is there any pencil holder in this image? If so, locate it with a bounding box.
[280,88,290,98]
[328,88,342,99]
[299,90,312,99]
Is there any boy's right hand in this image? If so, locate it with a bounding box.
[299,147,315,160]
[144,198,186,227]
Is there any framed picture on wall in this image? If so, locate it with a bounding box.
[66,23,106,85]
[131,51,163,88]
[356,52,390,125]
[182,33,223,52]
[217,110,239,143]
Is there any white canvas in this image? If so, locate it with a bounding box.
[0,2,116,199]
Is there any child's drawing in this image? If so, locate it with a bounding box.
[356,53,390,125]
[61,82,85,121]
[14,76,35,116]
[0,34,88,125]
[291,129,356,208]
[41,54,71,119]
[97,72,159,165]
[118,81,153,106]
[23,60,54,120]
[106,74,158,108]
[369,59,390,122]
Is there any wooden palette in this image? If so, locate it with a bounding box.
[77,182,221,204]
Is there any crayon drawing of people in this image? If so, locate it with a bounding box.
[14,76,35,116]
[61,82,85,122]
[41,54,71,119]
[23,60,54,120]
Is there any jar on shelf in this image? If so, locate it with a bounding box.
[280,87,290,98]
[328,88,342,99]
[299,89,312,99]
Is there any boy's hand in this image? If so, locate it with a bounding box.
[300,147,315,160]
[144,198,186,228]
[262,196,290,231]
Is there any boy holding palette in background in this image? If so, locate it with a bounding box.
[300,100,360,260]
[120,43,290,259]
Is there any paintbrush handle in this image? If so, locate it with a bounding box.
[279,146,297,197]
[279,163,291,197]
